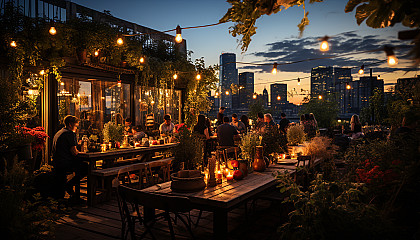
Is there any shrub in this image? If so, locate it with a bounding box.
[287,125,305,145]
[239,132,261,160]
[172,125,203,170]
[102,122,124,143]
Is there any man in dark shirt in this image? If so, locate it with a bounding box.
[216,107,226,126]
[52,115,87,201]
[216,116,239,147]
[279,112,290,134]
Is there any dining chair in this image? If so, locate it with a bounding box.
[118,185,195,240]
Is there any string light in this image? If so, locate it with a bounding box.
[60,82,65,86]
[358,64,364,75]
[225,91,229,95]
[272,63,278,74]
[39,70,45,75]
[94,50,99,57]
[253,93,257,99]
[151,100,155,105]
[277,95,281,101]
[318,95,323,100]
[139,57,145,63]
[117,80,121,87]
[384,45,398,66]
[49,26,57,35]
[10,40,17,47]
[346,84,351,90]
[117,37,124,45]
[196,73,201,80]
[215,92,219,96]
[175,25,183,43]
[173,73,178,80]
[320,36,330,51]
[297,78,301,85]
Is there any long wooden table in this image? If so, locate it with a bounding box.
[141,160,298,239]
[78,143,178,206]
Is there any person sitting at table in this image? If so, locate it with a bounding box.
[254,112,265,132]
[240,114,250,132]
[216,107,226,126]
[216,116,239,147]
[230,113,246,134]
[159,114,175,136]
[194,114,210,140]
[52,115,88,202]
[205,117,213,136]
[350,114,363,139]
[132,125,146,142]
[261,113,276,133]
[124,117,133,136]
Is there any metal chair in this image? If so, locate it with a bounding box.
[118,185,195,240]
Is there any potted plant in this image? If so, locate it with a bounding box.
[239,132,261,172]
[287,125,306,154]
[102,122,124,147]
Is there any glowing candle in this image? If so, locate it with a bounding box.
[226,172,234,181]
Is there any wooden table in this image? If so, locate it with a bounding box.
[78,143,178,206]
[141,161,297,239]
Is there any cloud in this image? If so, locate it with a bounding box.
[245,32,413,73]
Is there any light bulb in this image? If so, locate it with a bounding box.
[173,73,178,80]
[175,25,182,43]
[117,37,124,45]
[10,41,17,48]
[151,100,155,105]
[318,95,323,100]
[28,89,33,95]
[225,91,229,95]
[346,84,351,90]
[117,80,121,87]
[320,41,329,51]
[297,78,301,85]
[60,82,64,86]
[39,70,45,75]
[139,57,145,63]
[49,26,57,35]
[94,50,99,57]
[253,94,257,99]
[196,74,201,80]
[272,63,278,75]
[215,92,219,96]
[277,96,281,101]
[358,68,364,75]
[387,55,398,66]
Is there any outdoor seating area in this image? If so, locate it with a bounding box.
[1,0,419,240]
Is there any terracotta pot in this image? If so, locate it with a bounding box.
[171,170,206,193]
[253,146,266,172]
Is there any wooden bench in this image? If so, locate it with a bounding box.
[91,157,174,204]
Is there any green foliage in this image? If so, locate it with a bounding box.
[239,132,261,160]
[183,58,219,128]
[0,160,61,239]
[301,97,338,128]
[172,126,203,170]
[220,0,323,52]
[248,99,269,122]
[102,122,124,143]
[287,124,306,145]
[277,173,398,240]
[261,125,288,157]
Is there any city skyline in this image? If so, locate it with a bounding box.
[73,0,419,104]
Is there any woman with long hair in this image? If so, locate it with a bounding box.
[240,115,250,132]
[193,114,210,140]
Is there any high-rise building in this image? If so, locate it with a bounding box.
[262,88,269,107]
[219,53,238,110]
[270,83,287,111]
[358,76,384,111]
[311,66,352,98]
[395,76,420,101]
[238,72,254,109]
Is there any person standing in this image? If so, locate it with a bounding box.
[52,115,87,201]
[279,112,290,134]
[230,113,246,133]
[159,114,175,136]
[216,116,239,147]
[216,107,226,126]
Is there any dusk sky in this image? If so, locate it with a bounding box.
[73,0,418,104]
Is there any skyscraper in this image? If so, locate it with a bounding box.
[219,53,238,110]
[270,83,287,111]
[238,72,254,109]
[311,66,352,98]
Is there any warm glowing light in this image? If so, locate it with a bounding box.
[173,73,178,80]
[117,38,124,45]
[77,93,81,98]
[277,96,281,101]
[10,41,17,47]
[60,82,64,86]
[94,50,99,57]
[139,57,145,63]
[28,89,33,95]
[215,92,219,96]
[346,84,351,90]
[49,26,57,35]
[196,73,201,80]
[151,100,155,105]
[117,80,122,87]
[39,70,45,75]
[272,63,278,75]
[338,119,342,123]
[175,25,182,43]
[297,78,301,85]
[318,95,323,100]
[253,94,257,99]
[225,91,229,95]
[358,69,364,75]
[320,41,329,51]
[387,55,398,66]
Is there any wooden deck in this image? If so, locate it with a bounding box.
[54,192,290,240]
